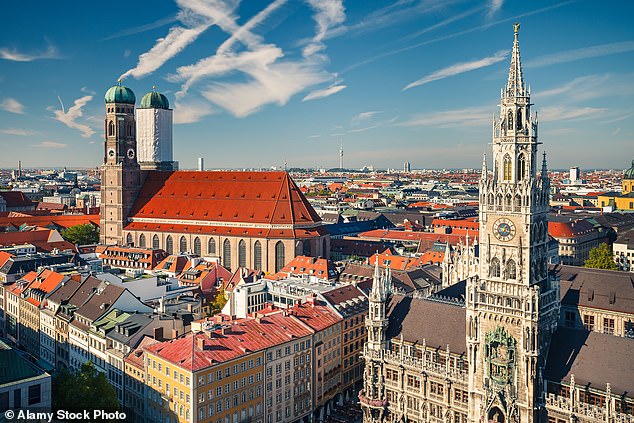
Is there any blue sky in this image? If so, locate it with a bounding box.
[1,0,633,170]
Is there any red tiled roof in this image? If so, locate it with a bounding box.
[0,214,99,231]
[146,311,315,371]
[0,227,75,252]
[0,191,34,208]
[548,220,596,238]
[129,171,321,227]
[0,251,14,267]
[359,229,478,246]
[289,299,341,331]
[272,256,337,280]
[154,254,190,273]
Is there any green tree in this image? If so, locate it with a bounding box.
[211,287,228,314]
[584,242,618,270]
[61,223,99,245]
[53,362,119,414]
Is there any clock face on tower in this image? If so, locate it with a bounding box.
[493,218,516,242]
[127,148,135,159]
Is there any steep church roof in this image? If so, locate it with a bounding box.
[126,171,324,239]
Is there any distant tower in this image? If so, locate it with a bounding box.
[136,87,177,171]
[18,160,22,178]
[403,161,411,172]
[339,140,344,170]
[101,81,142,245]
[569,166,580,184]
[198,157,204,171]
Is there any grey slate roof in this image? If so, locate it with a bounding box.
[544,327,634,396]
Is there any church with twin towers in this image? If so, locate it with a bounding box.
[359,24,632,423]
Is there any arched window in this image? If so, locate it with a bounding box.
[179,236,187,253]
[238,240,247,268]
[139,234,146,248]
[152,235,160,250]
[275,241,285,273]
[488,193,494,206]
[302,240,311,256]
[496,194,503,211]
[505,194,512,210]
[254,241,262,270]
[108,121,115,137]
[193,237,201,256]
[223,239,231,269]
[503,155,512,181]
[514,194,522,211]
[165,236,173,254]
[126,233,133,246]
[507,259,517,280]
[490,258,500,278]
[208,238,216,255]
[516,109,522,130]
[127,124,133,137]
[517,154,526,181]
[507,110,514,130]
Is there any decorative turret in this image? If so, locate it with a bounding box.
[506,22,526,98]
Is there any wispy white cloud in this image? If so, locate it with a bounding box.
[0,128,37,136]
[0,98,25,114]
[539,106,607,122]
[303,0,345,57]
[50,95,95,138]
[348,116,397,133]
[404,50,508,90]
[103,15,178,40]
[173,100,216,124]
[120,23,211,80]
[351,111,383,124]
[399,106,491,128]
[600,114,631,124]
[34,141,67,149]
[80,86,96,95]
[0,44,59,62]
[536,73,634,102]
[486,0,504,19]
[302,84,346,102]
[527,41,634,68]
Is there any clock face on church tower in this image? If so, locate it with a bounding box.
[493,218,516,242]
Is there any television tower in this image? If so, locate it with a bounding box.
[339,139,344,170]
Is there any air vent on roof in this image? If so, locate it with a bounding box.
[609,291,616,304]
[587,289,594,301]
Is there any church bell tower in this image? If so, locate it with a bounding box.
[466,24,559,423]
[100,81,142,245]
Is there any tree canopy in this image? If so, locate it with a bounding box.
[210,287,228,314]
[53,362,119,413]
[584,242,618,270]
[61,223,99,245]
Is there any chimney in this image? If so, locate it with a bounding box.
[171,328,179,339]
[221,325,231,335]
[153,327,164,341]
[197,337,206,350]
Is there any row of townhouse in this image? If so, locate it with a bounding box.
[140,296,358,423]
[1,267,191,407]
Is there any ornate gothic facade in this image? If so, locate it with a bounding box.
[359,25,633,423]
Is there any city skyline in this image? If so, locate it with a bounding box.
[1,0,633,170]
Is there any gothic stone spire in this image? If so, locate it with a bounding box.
[506,23,526,98]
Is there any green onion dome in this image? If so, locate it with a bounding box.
[104,80,136,104]
[139,88,170,109]
[624,159,634,180]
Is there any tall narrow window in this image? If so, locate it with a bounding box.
[254,241,262,270]
[223,239,231,269]
[208,238,216,255]
[180,236,187,253]
[126,233,133,246]
[503,155,512,181]
[507,260,517,279]
[507,110,513,130]
[490,258,501,278]
[166,236,173,254]
[238,240,247,268]
[108,121,115,137]
[516,109,522,130]
[275,241,285,273]
[139,234,146,248]
[153,235,160,250]
[517,154,526,181]
[193,237,201,256]
[302,241,311,256]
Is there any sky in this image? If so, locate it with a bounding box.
[0,0,633,170]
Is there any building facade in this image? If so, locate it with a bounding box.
[358,24,633,423]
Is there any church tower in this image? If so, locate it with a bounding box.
[100,81,142,245]
[466,24,559,423]
[136,87,177,171]
[360,261,391,422]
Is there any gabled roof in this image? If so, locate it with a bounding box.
[273,255,338,281]
[129,171,321,227]
[548,220,596,238]
[74,283,125,323]
[545,327,634,395]
[386,294,466,355]
[154,254,190,273]
[0,214,99,232]
[0,191,34,208]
